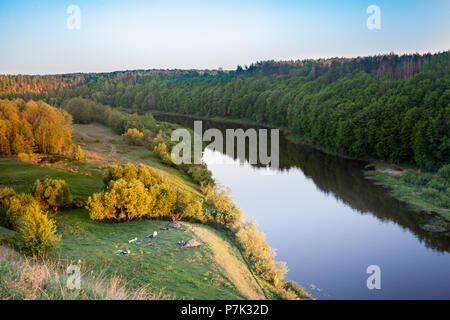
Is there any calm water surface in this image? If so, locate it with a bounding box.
[156,114,450,299]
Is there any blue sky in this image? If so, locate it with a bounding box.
[0,0,449,74]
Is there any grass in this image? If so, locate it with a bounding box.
[0,159,103,199]
[365,164,450,219]
[53,208,262,299]
[72,123,202,196]
[0,123,266,300]
[0,244,171,300]
[188,223,265,300]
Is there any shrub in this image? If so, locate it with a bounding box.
[426,177,448,192]
[1,193,40,229]
[422,187,439,199]
[202,184,243,230]
[0,186,16,201]
[103,163,164,187]
[186,164,214,186]
[436,192,450,208]
[32,178,73,210]
[73,145,84,161]
[437,164,450,183]
[283,280,310,299]
[236,218,286,287]
[401,170,433,186]
[17,203,60,254]
[17,152,30,161]
[172,189,204,221]
[153,142,168,155]
[87,179,153,222]
[123,128,144,145]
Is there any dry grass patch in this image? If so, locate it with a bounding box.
[191,224,265,300]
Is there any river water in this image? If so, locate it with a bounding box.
[155,114,450,299]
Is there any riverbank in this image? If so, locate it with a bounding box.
[0,121,310,300]
[365,162,450,223]
[151,111,450,222]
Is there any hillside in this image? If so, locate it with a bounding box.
[0,123,266,300]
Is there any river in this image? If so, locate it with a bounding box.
[155,114,450,299]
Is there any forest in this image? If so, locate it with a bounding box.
[1,52,449,170]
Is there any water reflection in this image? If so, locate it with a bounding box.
[155,114,450,253]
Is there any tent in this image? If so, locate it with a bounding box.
[181,239,202,248]
[167,220,181,228]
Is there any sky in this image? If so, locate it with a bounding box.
[0,0,449,75]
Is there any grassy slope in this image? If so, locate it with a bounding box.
[0,123,265,300]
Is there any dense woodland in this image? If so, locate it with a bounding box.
[1,52,449,169]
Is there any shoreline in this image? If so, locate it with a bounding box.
[151,111,450,222]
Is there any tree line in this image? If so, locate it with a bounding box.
[1,52,448,169]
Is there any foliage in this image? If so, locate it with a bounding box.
[123,128,144,145]
[17,203,60,254]
[32,178,73,210]
[1,192,40,229]
[17,152,30,161]
[73,145,84,161]
[26,51,447,169]
[0,186,60,254]
[89,163,206,222]
[437,164,450,183]
[103,163,163,187]
[0,245,170,300]
[202,184,243,230]
[0,99,72,155]
[87,178,153,222]
[236,218,286,287]
[184,163,215,186]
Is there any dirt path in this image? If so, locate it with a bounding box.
[192,225,266,300]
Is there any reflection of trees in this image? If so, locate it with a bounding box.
[155,114,450,252]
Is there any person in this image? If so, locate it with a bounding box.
[171,215,176,221]
[145,230,157,239]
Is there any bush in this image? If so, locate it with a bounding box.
[422,187,439,199]
[436,191,450,208]
[32,178,73,210]
[235,218,286,286]
[283,280,309,299]
[437,164,450,183]
[1,193,40,229]
[202,184,243,230]
[17,152,30,161]
[123,128,144,145]
[17,203,60,254]
[87,179,153,222]
[90,163,208,223]
[401,170,433,186]
[426,177,448,192]
[103,163,164,187]
[0,187,16,201]
[185,164,215,186]
[73,145,84,161]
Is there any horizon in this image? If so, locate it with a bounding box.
[1,0,449,75]
[1,49,448,76]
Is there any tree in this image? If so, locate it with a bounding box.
[87,179,153,222]
[32,178,73,210]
